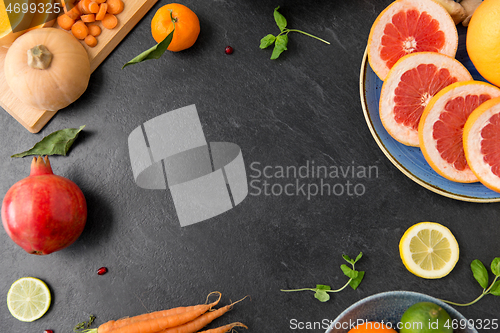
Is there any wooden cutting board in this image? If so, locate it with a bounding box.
[0,0,158,133]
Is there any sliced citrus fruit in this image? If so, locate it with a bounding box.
[380,52,472,146]
[7,277,51,322]
[419,81,500,183]
[367,0,458,81]
[399,222,459,279]
[464,97,500,193]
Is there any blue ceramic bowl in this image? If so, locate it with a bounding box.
[360,25,500,202]
[325,291,477,333]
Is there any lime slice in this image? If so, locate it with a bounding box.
[7,277,51,322]
[399,222,459,279]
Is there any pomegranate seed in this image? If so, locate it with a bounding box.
[44,330,54,333]
[97,267,108,275]
[225,46,234,55]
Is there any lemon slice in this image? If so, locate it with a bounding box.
[399,222,459,279]
[7,277,51,322]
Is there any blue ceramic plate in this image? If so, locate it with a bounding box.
[360,26,500,202]
[325,291,477,333]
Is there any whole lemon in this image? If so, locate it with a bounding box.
[466,0,500,87]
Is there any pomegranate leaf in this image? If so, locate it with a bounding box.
[11,125,85,158]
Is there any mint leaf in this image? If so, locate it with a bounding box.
[490,280,500,296]
[273,6,287,31]
[355,252,363,264]
[260,34,276,49]
[349,271,364,290]
[314,290,330,302]
[471,259,489,289]
[271,34,288,59]
[11,125,85,158]
[340,264,358,279]
[491,258,500,276]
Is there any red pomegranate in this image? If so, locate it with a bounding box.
[1,156,87,255]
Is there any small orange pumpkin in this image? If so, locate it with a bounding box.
[4,28,91,111]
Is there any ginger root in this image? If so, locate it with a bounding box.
[460,0,483,26]
[434,0,466,25]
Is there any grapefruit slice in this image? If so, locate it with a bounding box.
[379,52,472,146]
[419,81,500,183]
[464,97,500,193]
[367,0,458,81]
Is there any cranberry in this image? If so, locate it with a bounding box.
[225,46,234,55]
[44,330,54,333]
[97,267,108,275]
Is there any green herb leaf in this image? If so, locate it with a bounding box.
[340,264,358,279]
[490,280,500,296]
[315,284,331,291]
[342,254,353,264]
[355,252,363,264]
[259,34,276,49]
[273,6,287,31]
[11,125,85,158]
[471,259,489,289]
[314,290,330,302]
[270,34,288,59]
[122,27,175,69]
[349,271,365,290]
[491,258,500,276]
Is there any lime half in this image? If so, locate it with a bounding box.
[7,277,51,322]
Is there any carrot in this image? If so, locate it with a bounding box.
[95,3,107,20]
[105,0,124,15]
[197,322,248,333]
[88,1,99,13]
[57,14,75,30]
[158,297,248,333]
[81,14,95,22]
[102,13,118,29]
[71,20,89,39]
[76,0,85,14]
[85,34,97,47]
[64,5,81,19]
[60,0,75,10]
[96,292,222,333]
[80,0,92,14]
[87,23,101,36]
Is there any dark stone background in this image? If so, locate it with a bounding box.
[1,0,498,332]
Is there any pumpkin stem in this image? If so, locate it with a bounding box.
[27,45,53,70]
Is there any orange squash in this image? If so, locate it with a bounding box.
[4,28,90,111]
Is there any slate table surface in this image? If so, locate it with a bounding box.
[1,0,499,332]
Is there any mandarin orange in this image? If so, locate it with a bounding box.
[151,3,200,52]
[348,321,397,332]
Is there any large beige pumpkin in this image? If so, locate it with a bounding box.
[5,28,91,111]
